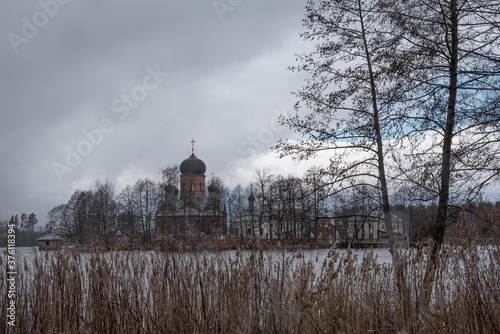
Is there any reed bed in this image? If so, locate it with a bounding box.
[1,240,499,333]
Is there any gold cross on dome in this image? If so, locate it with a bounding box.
[211,172,215,183]
[190,138,196,154]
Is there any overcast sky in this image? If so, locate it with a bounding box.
[0,0,334,222]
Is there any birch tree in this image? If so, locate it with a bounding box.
[94,179,117,246]
[275,0,399,253]
[385,0,500,314]
[132,178,160,246]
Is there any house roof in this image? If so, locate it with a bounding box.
[37,232,64,241]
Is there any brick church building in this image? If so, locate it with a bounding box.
[155,142,227,241]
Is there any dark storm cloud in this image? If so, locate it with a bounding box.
[0,0,311,221]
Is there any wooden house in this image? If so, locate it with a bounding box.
[37,230,64,250]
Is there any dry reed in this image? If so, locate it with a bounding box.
[1,232,499,333]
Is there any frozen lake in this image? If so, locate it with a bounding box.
[4,246,394,266]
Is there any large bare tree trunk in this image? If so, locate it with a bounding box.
[417,0,458,316]
[358,0,412,328]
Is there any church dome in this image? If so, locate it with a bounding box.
[179,153,206,175]
[208,183,219,193]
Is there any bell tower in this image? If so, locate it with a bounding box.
[179,139,206,200]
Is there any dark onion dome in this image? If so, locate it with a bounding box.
[179,153,206,175]
[248,193,255,202]
[207,183,219,193]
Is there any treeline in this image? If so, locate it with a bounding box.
[44,164,197,246]
[3,167,496,249]
[227,168,325,241]
[13,164,493,248]
[41,166,327,246]
[228,168,499,244]
[42,168,364,246]
[0,213,44,247]
[45,178,161,247]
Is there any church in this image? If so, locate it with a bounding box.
[155,141,228,241]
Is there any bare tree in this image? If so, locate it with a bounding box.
[117,185,137,237]
[273,0,424,325]
[253,168,273,239]
[94,179,117,246]
[228,184,247,239]
[132,178,160,246]
[160,164,180,186]
[275,0,400,252]
[65,190,94,244]
[48,204,74,240]
[385,0,500,313]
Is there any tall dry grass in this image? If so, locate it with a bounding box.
[1,231,499,333]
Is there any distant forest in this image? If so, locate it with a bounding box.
[1,169,498,248]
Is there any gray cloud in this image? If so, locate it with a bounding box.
[0,0,312,221]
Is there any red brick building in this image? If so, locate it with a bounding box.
[156,145,227,241]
